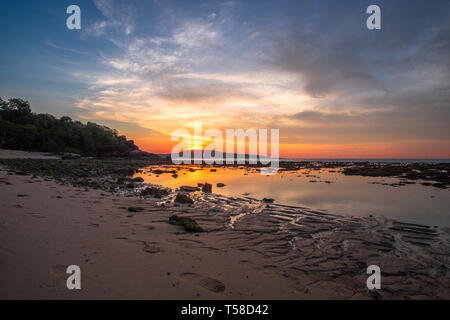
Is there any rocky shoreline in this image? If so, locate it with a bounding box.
[1,158,449,299]
[1,158,449,192]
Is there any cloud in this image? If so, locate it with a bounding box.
[87,0,135,36]
[72,0,450,156]
[44,40,90,55]
[266,1,450,100]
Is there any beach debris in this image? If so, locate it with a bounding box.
[216,183,226,188]
[169,215,204,232]
[127,206,144,212]
[175,193,194,204]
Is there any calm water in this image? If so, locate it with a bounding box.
[134,166,450,227]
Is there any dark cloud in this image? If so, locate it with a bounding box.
[267,0,450,99]
[261,0,450,149]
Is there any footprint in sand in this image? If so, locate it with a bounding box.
[180,272,225,293]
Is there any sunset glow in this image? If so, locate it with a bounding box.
[1,0,449,158]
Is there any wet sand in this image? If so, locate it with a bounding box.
[0,149,60,159]
[1,166,449,299]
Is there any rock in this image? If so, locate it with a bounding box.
[180,186,200,192]
[152,169,177,175]
[202,182,212,193]
[216,183,226,188]
[210,169,217,172]
[175,193,194,204]
[131,177,144,182]
[116,177,127,184]
[140,186,170,198]
[263,198,274,203]
[169,215,204,232]
[61,153,81,159]
[127,206,144,212]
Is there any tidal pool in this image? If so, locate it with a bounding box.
[133,165,450,227]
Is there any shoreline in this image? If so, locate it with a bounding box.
[0,158,449,299]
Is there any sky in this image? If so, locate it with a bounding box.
[0,0,449,158]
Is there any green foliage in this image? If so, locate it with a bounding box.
[0,97,139,156]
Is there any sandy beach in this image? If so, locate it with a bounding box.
[0,149,60,159]
[0,169,312,299]
[0,156,449,299]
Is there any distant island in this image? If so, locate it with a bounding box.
[0,97,157,158]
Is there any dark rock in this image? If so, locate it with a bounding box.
[263,198,275,203]
[127,206,144,212]
[216,183,226,188]
[175,193,194,204]
[140,186,170,198]
[169,215,204,232]
[180,186,200,192]
[61,153,81,160]
[202,182,212,193]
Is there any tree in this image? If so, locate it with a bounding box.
[0,97,142,156]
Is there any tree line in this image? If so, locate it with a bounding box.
[0,97,141,156]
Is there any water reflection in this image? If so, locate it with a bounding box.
[134,165,450,227]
